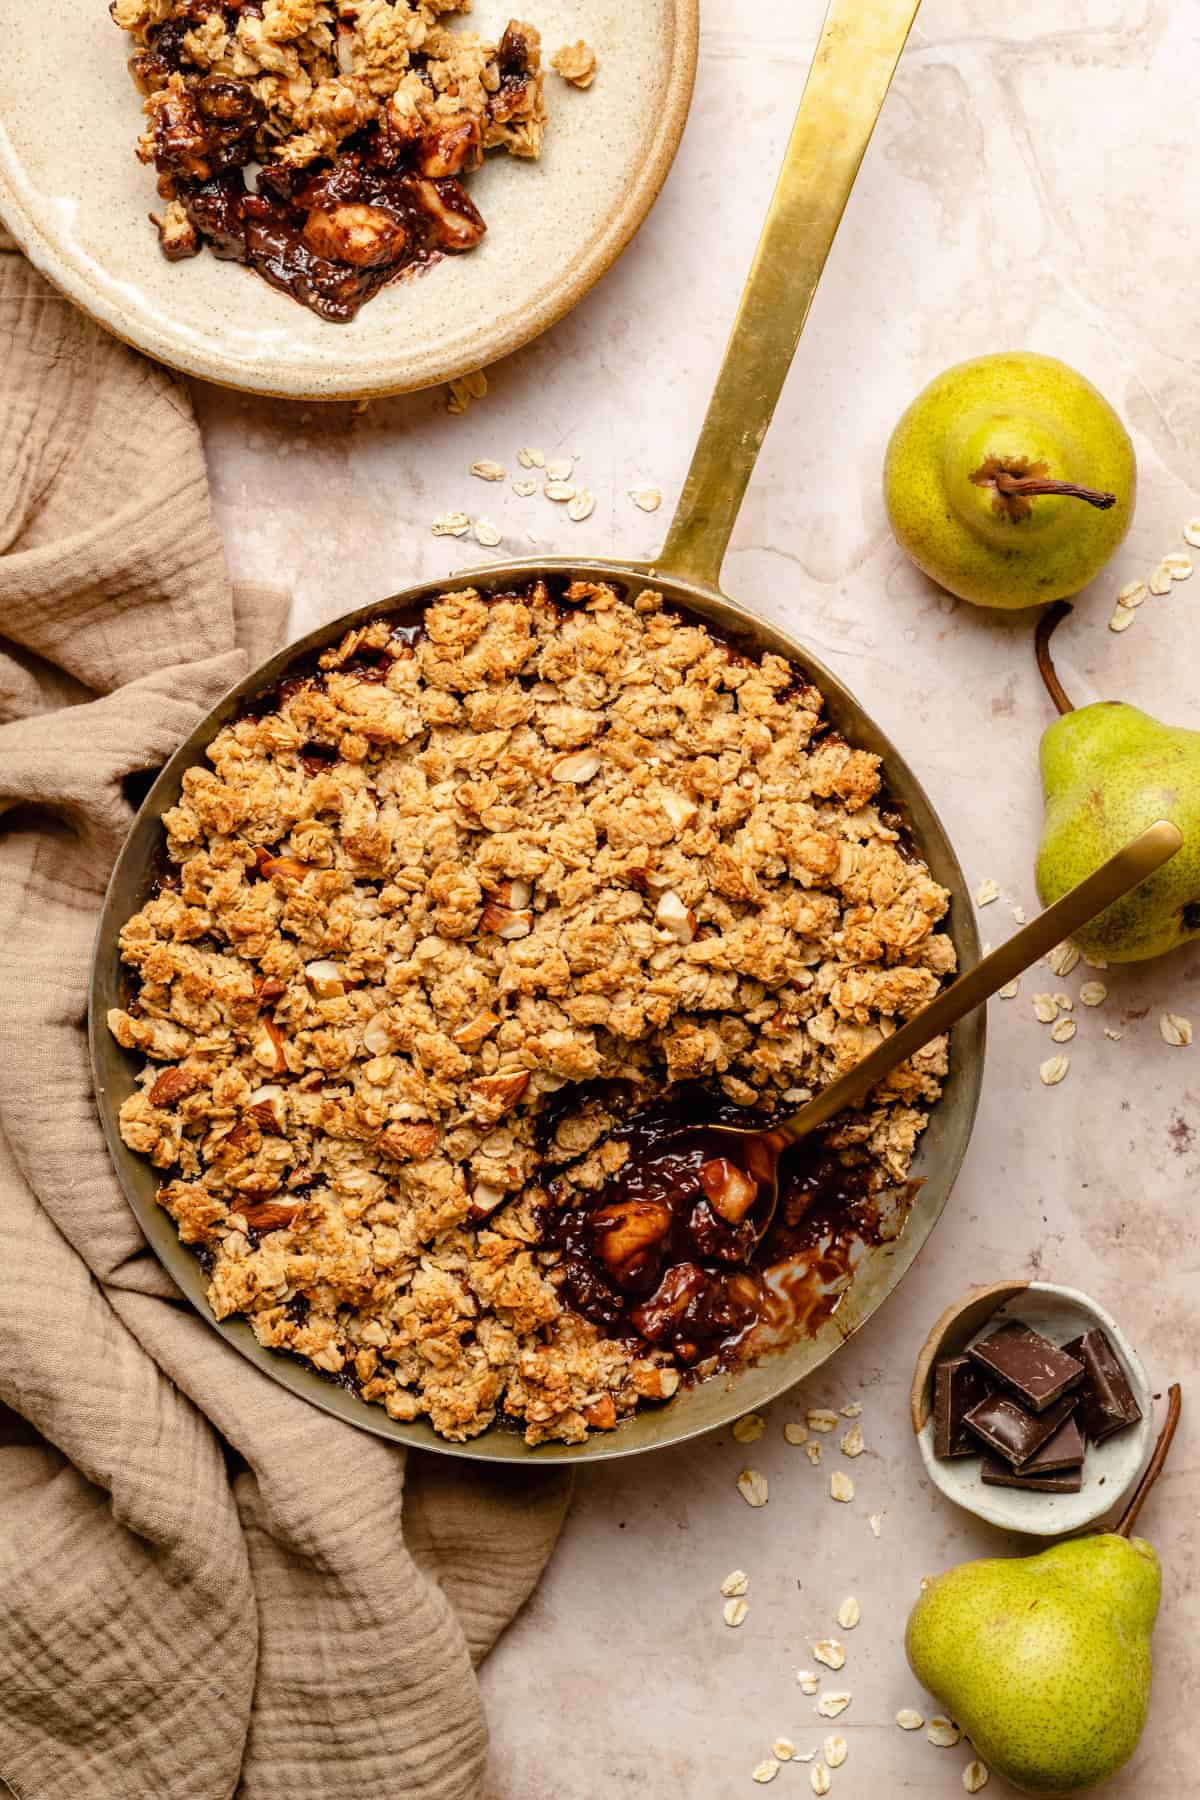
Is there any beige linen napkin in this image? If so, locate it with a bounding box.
[0,241,571,1800]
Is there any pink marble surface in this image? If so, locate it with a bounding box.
[193,2,1200,1792]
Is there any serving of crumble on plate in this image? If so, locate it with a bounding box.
[107,581,954,1445]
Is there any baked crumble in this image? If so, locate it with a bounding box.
[108,581,953,1444]
[108,0,554,321]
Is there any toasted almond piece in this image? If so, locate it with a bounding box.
[252,1016,288,1075]
[431,511,471,537]
[1108,606,1136,633]
[1050,1018,1076,1043]
[655,888,696,944]
[551,748,602,783]
[722,1596,748,1628]
[720,1569,749,1598]
[812,1639,844,1671]
[1078,980,1107,1006]
[830,1471,854,1503]
[1039,1054,1070,1086]
[1047,941,1080,977]
[810,1764,831,1796]
[736,1468,769,1508]
[1032,992,1059,1023]
[470,459,505,481]
[362,1010,393,1055]
[963,1760,990,1793]
[660,789,699,831]
[732,1412,765,1444]
[928,1717,962,1747]
[304,958,344,998]
[568,489,596,522]
[895,1709,925,1730]
[479,899,533,938]
[751,1762,779,1786]
[823,1735,847,1770]
[839,1422,864,1458]
[836,1596,860,1630]
[1148,564,1173,596]
[796,1670,820,1694]
[517,446,545,469]
[629,485,662,512]
[469,1181,507,1220]
[149,1066,200,1108]
[469,1070,531,1119]
[771,1739,796,1763]
[1161,1011,1194,1047]
[817,1693,851,1718]
[544,481,577,502]
[379,1121,440,1161]
[451,1010,499,1052]
[246,1083,286,1133]
[235,1199,298,1234]
[783,1422,809,1445]
[807,1408,839,1432]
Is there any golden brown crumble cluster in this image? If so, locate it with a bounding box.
[109,582,953,1444]
[108,1,585,319]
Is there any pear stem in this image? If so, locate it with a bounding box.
[994,471,1117,510]
[1114,1382,1182,1539]
[1035,600,1076,716]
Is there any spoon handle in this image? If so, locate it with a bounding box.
[767,819,1182,1152]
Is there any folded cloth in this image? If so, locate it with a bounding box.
[0,240,571,1800]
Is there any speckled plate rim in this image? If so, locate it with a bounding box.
[89,555,986,1465]
[0,2,698,401]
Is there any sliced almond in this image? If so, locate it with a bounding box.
[304,958,344,998]
[551,748,601,783]
[655,888,696,944]
[246,1083,286,1134]
[362,1010,393,1055]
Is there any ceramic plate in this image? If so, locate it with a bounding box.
[0,0,697,399]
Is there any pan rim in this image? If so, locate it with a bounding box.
[88,557,985,1464]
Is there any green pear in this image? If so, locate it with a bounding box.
[884,352,1135,609]
[906,1534,1160,1794]
[1034,603,1200,961]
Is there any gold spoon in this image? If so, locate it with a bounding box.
[694,820,1183,1241]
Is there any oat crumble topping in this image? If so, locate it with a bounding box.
[109,579,952,1444]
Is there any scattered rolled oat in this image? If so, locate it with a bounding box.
[1079,981,1108,1007]
[810,1765,831,1797]
[793,1750,816,1764]
[551,39,597,88]
[836,1596,861,1630]
[512,479,538,498]
[1161,1012,1194,1047]
[963,1760,990,1792]
[1083,952,1108,968]
[771,1739,796,1763]
[545,457,574,482]
[1032,993,1059,1023]
[544,480,577,502]
[721,1569,749,1597]
[928,1718,963,1748]
[723,1597,749,1629]
[1163,552,1193,579]
[1054,990,1073,1009]
[1117,579,1148,609]
[751,1759,780,1785]
[1108,606,1136,633]
[1050,1018,1076,1043]
[840,1423,864,1458]
[470,459,505,482]
[784,1422,809,1446]
[920,1575,936,1591]
[812,1639,845,1671]
[629,486,662,512]
[805,1441,823,1467]
[817,1693,851,1719]
[1104,1026,1124,1041]
[895,1709,925,1731]
[737,1468,769,1508]
[733,1413,766,1444]
[1148,564,1173,596]
[447,370,488,414]
[807,1408,839,1432]
[1047,942,1080,978]
[517,446,545,468]
[431,510,471,537]
[567,489,596,522]
[997,978,1020,1000]
[1184,517,1200,548]
[1039,1054,1070,1087]
[840,1402,862,1418]
[796,1670,820,1695]
[473,518,502,547]
[829,1471,854,1503]
[974,878,1000,906]
[823,1736,848,1770]
[868,1512,883,1538]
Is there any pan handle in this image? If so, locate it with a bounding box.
[657,0,922,593]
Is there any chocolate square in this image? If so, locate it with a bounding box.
[980,1454,1083,1494]
[1061,1328,1142,1443]
[933,1355,993,1458]
[962,1390,1077,1467]
[1021,1412,1085,1475]
[967,1319,1084,1412]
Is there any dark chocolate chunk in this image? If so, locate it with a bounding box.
[1021,1412,1085,1475]
[1061,1327,1142,1443]
[933,1355,994,1458]
[980,1453,1083,1494]
[962,1390,1077,1467]
[967,1319,1084,1412]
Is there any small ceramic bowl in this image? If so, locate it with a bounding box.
[910,1281,1153,1536]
